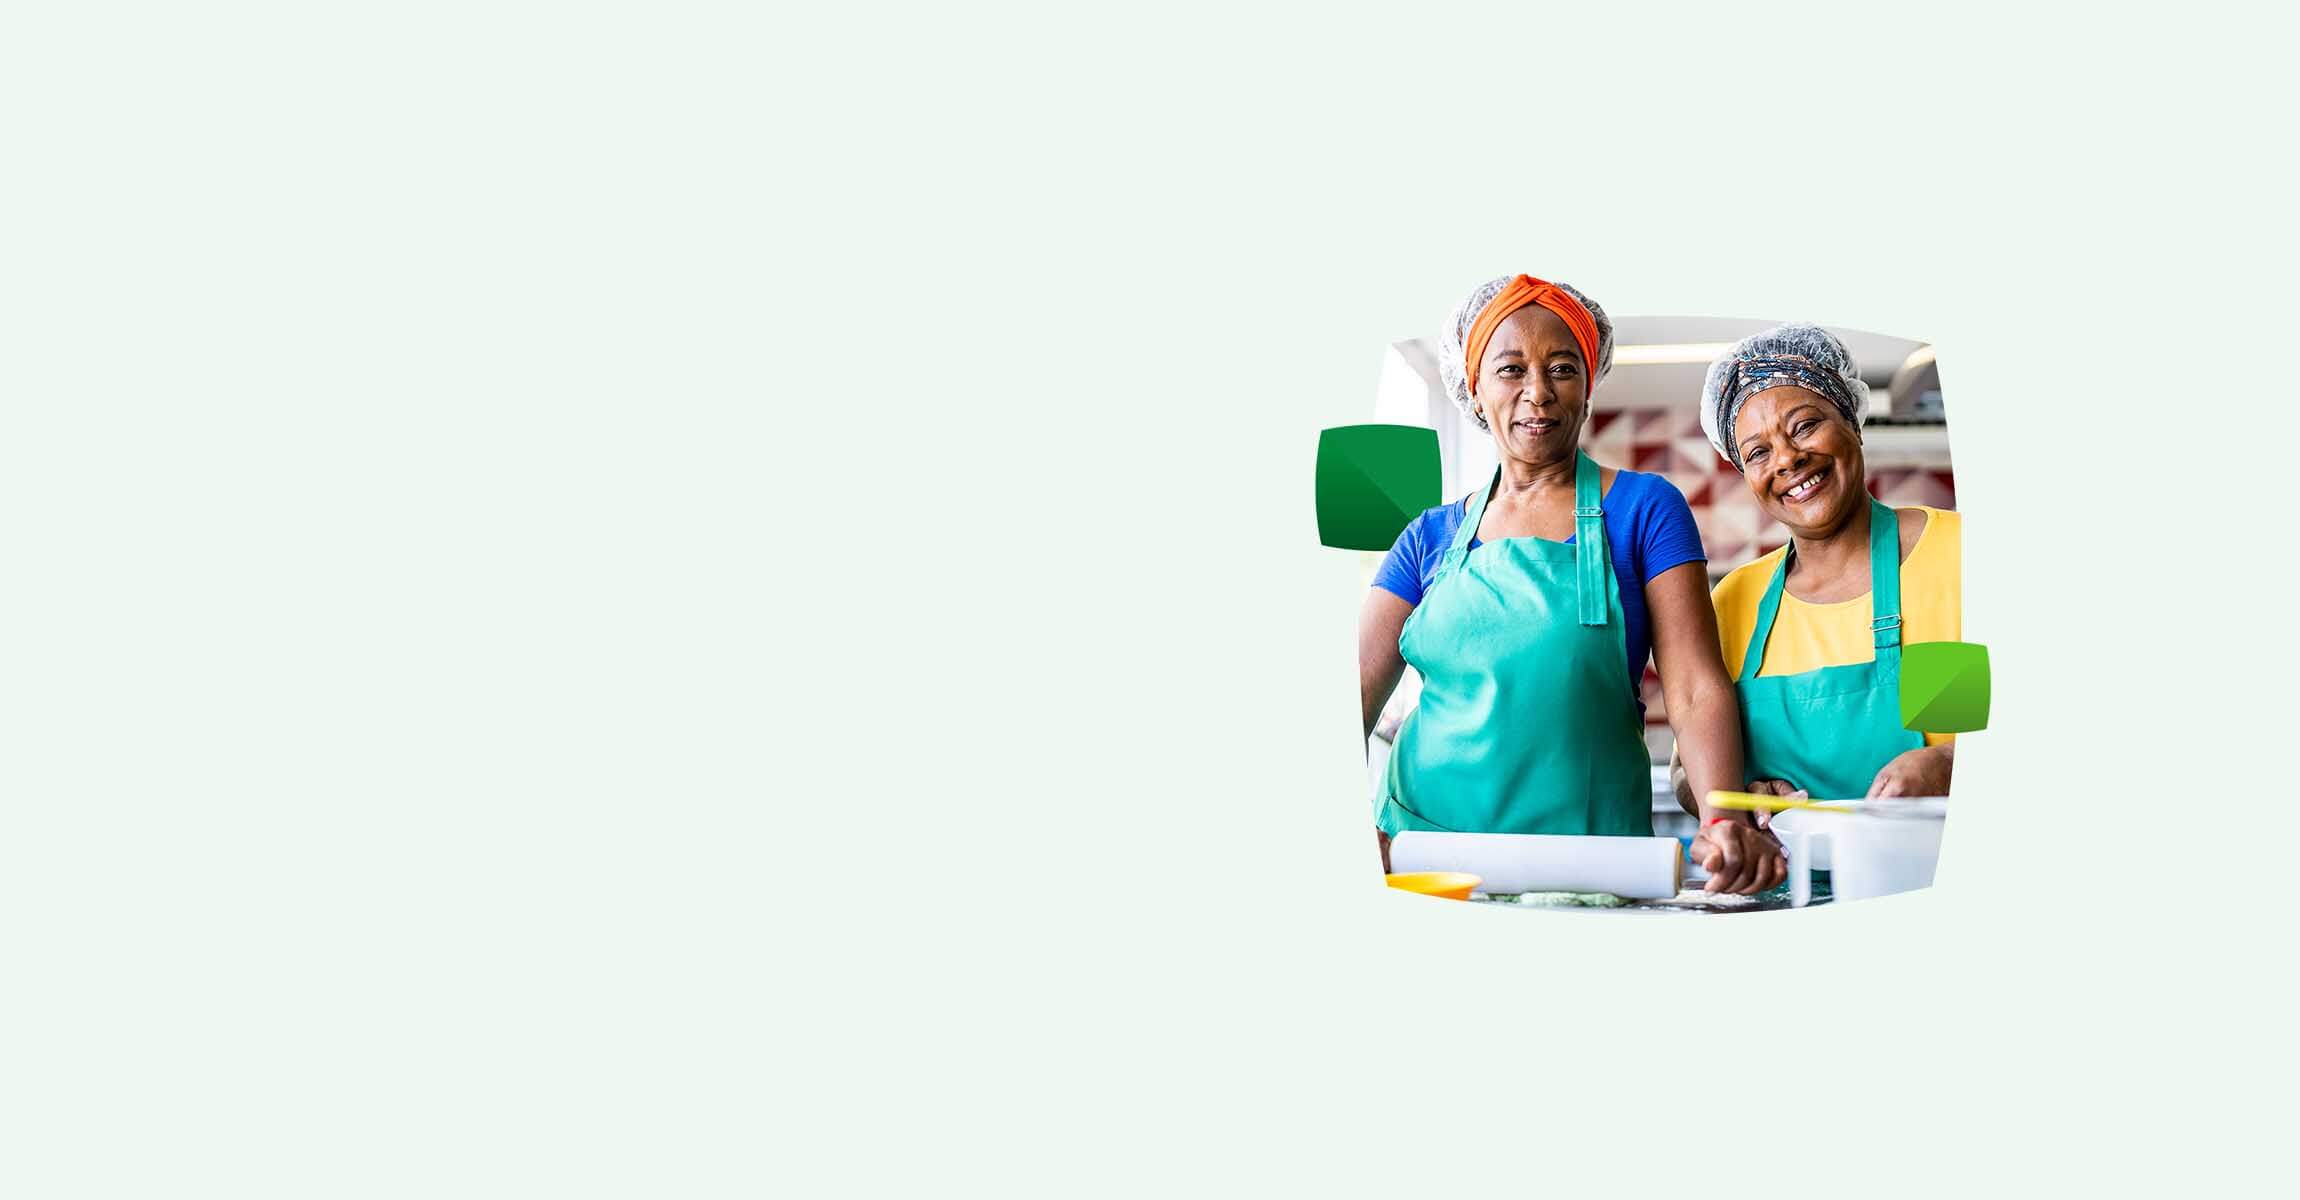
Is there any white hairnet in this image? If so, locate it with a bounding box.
[1438,276,1614,431]
[1699,323,1870,470]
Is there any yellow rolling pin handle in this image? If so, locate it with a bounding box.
[1707,790,1856,816]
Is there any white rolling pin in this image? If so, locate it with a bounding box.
[1390,832,1683,899]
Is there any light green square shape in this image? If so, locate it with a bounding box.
[1901,640,1990,733]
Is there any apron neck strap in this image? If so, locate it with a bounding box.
[1737,497,1904,683]
[1573,453,1606,626]
[1437,456,1609,628]
[1867,498,1903,653]
[1441,466,1502,572]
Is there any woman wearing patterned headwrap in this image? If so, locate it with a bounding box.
[1361,275,1782,895]
[1696,323,1963,802]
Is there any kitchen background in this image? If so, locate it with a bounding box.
[1362,316,1953,838]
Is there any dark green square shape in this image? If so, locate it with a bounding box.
[1316,425,1441,551]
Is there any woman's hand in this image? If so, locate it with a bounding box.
[1867,744,1953,798]
[1377,828,1393,874]
[1690,819,1785,895]
[1744,778,1805,829]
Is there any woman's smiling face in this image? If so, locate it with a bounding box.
[1474,304,1589,467]
[1734,386,1867,536]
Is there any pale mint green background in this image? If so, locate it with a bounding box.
[3,4,2283,1196]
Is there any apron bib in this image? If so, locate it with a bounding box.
[1379,454,1652,837]
[1734,499,1925,801]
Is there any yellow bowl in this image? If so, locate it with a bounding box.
[1385,871,1482,901]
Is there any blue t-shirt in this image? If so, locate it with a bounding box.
[1372,469,1706,715]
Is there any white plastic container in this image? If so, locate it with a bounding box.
[1777,799,1947,906]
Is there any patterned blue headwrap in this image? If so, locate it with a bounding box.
[1699,324,1871,471]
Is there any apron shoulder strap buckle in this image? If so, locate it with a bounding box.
[1573,506,1603,518]
[1870,615,1902,631]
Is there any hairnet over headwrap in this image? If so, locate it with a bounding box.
[1439,275,1614,431]
[1699,323,1871,470]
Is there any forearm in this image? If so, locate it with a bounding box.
[1640,560,1749,825]
[1358,592,1413,746]
[1669,684,1745,822]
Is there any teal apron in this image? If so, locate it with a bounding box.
[1734,499,1925,801]
[1379,453,1652,837]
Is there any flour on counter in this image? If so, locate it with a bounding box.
[1512,892,1632,907]
[1666,888,1760,906]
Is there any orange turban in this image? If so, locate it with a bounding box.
[1461,275,1602,396]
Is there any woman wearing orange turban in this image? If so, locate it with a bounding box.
[1361,275,1779,894]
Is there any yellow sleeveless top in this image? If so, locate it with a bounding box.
[1712,506,1962,747]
